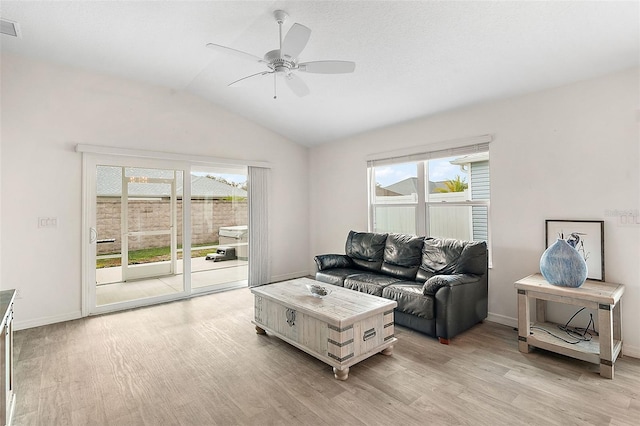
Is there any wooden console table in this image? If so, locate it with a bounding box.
[515,274,624,379]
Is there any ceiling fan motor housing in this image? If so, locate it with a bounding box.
[264,49,296,74]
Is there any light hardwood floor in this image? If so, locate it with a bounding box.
[13,287,640,425]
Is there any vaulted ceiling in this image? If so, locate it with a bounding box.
[1,1,638,146]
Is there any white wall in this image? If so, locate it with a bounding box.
[0,53,310,328]
[0,74,2,293]
[309,68,640,356]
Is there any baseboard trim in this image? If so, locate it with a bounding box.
[622,344,640,359]
[270,271,310,283]
[486,312,517,328]
[14,310,82,331]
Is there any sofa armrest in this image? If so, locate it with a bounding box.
[423,274,479,295]
[429,273,488,340]
[314,254,352,271]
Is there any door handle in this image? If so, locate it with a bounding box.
[90,227,97,244]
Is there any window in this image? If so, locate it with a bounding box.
[368,142,490,245]
[369,162,419,235]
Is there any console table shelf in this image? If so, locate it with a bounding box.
[515,274,624,379]
[527,321,622,365]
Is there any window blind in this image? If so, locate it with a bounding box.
[247,166,270,287]
[366,134,491,167]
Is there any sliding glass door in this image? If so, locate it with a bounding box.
[190,166,248,291]
[92,164,185,309]
[83,154,250,315]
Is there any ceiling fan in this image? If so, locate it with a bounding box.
[206,10,355,98]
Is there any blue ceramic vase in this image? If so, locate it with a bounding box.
[539,239,588,288]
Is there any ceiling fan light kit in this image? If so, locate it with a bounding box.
[206,10,355,99]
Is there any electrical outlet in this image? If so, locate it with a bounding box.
[38,217,58,228]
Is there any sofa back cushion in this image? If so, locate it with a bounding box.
[415,238,487,282]
[381,233,425,280]
[345,231,387,272]
[455,240,488,275]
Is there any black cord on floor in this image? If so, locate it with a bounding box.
[530,307,598,344]
[558,307,598,340]
[530,325,583,344]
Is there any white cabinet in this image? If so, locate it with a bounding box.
[0,290,15,426]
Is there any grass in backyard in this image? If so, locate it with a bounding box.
[96,244,218,268]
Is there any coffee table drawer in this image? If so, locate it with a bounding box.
[255,295,329,356]
[327,309,394,362]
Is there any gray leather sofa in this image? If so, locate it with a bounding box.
[314,230,488,344]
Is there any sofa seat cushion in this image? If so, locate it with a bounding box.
[382,282,435,320]
[315,268,363,287]
[343,274,402,296]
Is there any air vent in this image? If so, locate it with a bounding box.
[1,19,21,38]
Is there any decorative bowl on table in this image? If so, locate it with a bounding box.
[305,282,331,298]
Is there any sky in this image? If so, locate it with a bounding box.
[374,157,467,187]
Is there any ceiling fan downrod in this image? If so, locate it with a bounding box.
[272,10,288,99]
[274,10,288,57]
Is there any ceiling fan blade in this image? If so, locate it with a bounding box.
[283,73,310,97]
[228,71,272,87]
[206,43,266,64]
[281,23,311,60]
[298,61,356,74]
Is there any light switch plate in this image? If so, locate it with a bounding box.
[38,217,58,228]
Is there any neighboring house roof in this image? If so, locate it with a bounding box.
[381,177,448,195]
[375,186,402,196]
[383,177,418,195]
[190,176,247,198]
[96,166,247,198]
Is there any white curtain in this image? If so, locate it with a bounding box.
[248,166,270,286]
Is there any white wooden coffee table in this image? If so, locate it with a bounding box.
[251,278,397,380]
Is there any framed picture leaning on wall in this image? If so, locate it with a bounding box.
[545,219,604,281]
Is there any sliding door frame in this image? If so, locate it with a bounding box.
[79,144,271,317]
[81,154,192,316]
[122,171,178,281]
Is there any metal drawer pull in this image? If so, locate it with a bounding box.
[363,328,376,341]
[286,308,296,327]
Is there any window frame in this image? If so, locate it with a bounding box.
[367,139,491,264]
